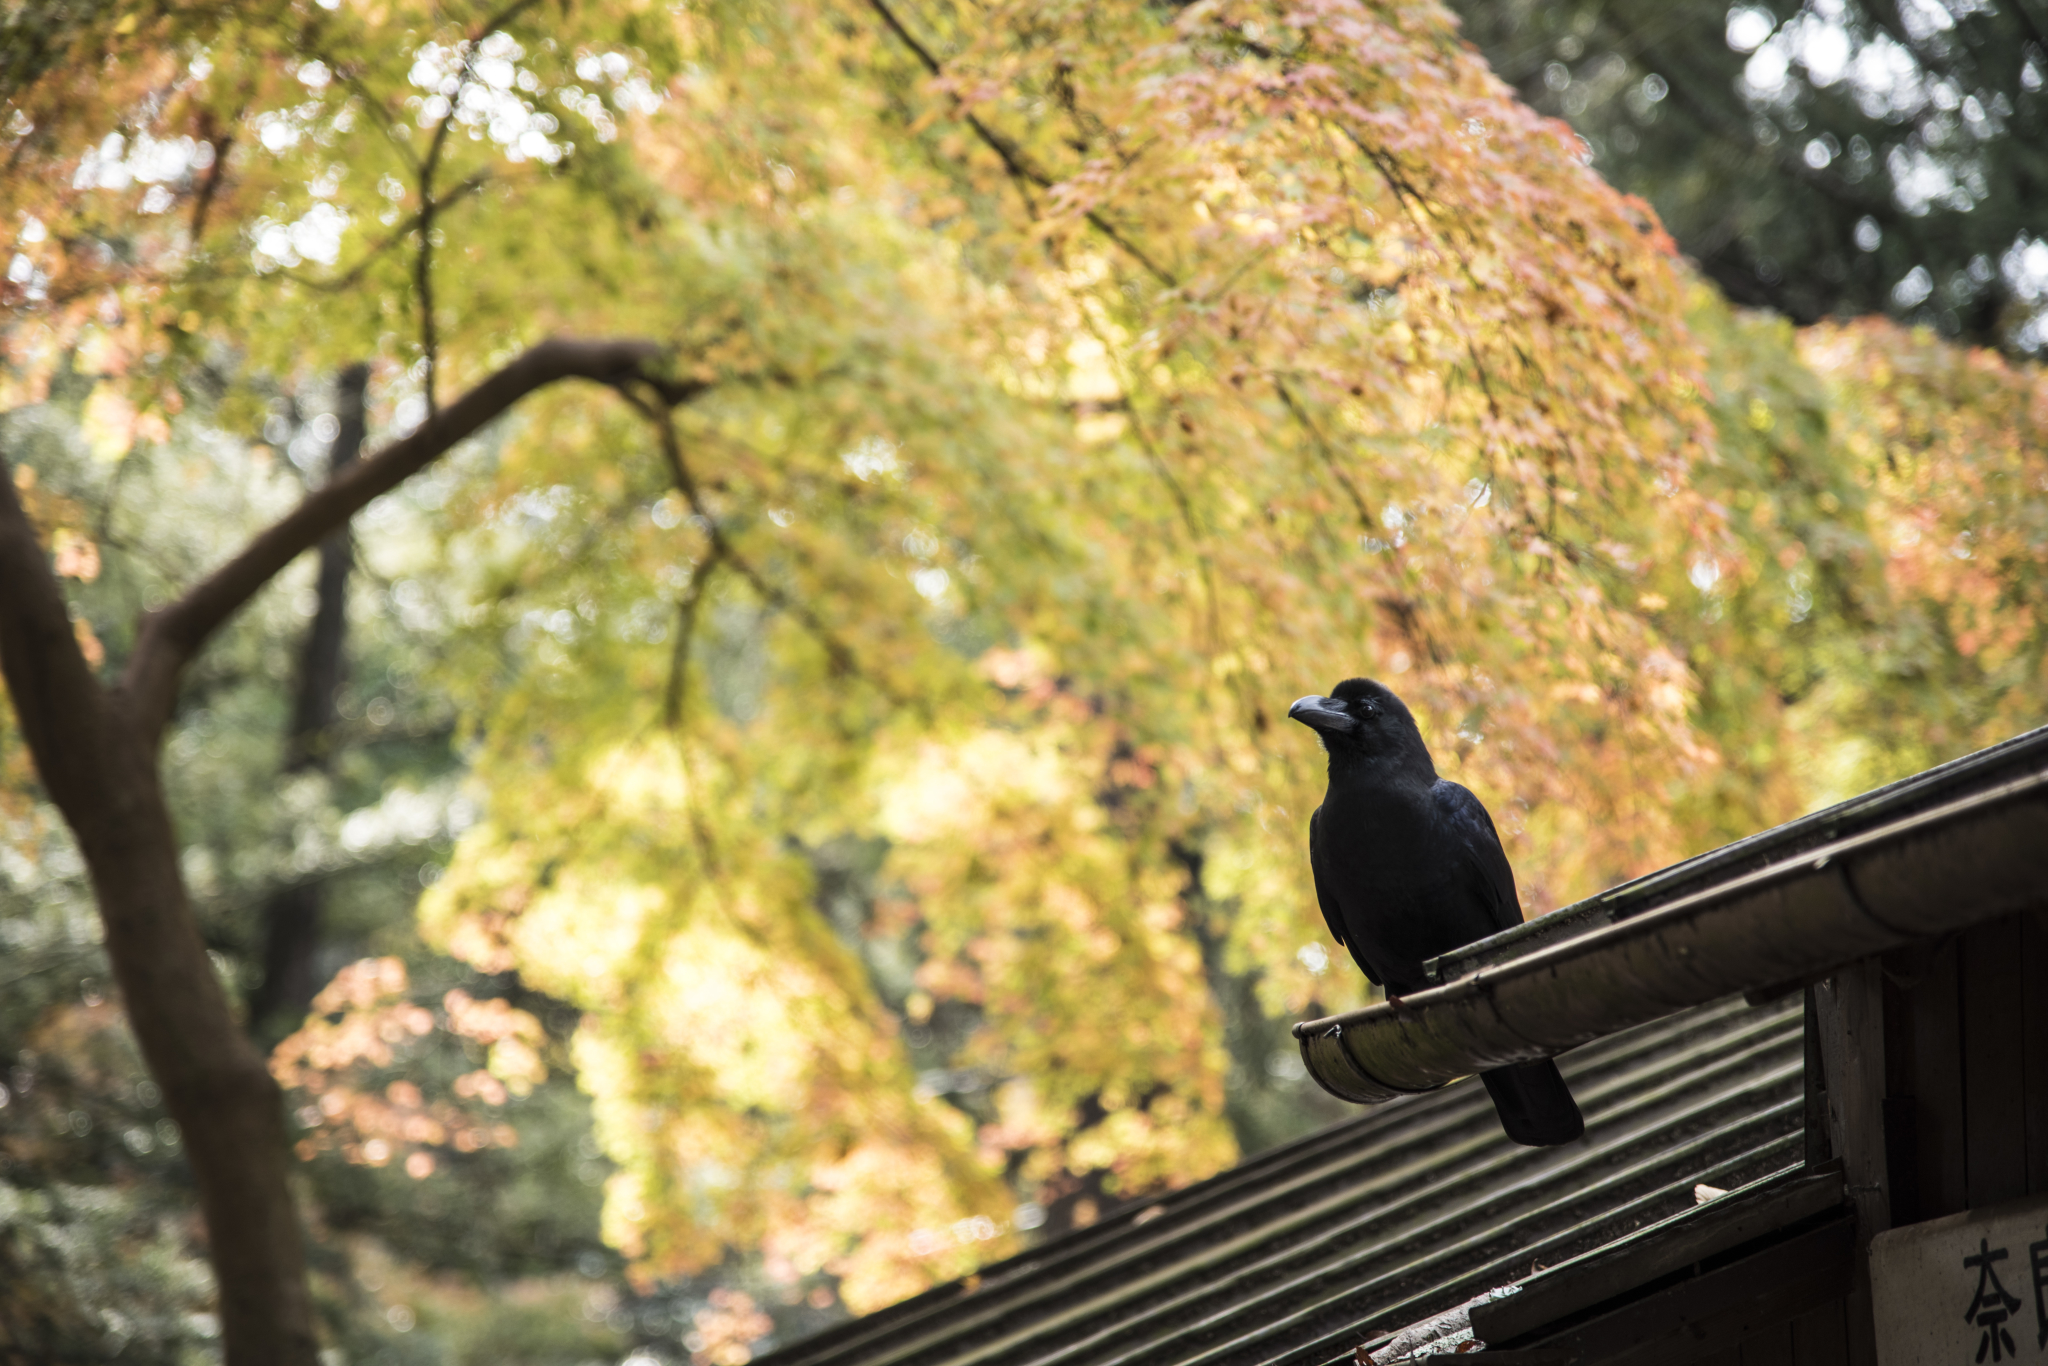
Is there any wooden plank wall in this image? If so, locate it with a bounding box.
[1701,1299,1851,1366]
[1466,912,2044,1366]
[1810,907,2048,1366]
[1881,909,2048,1219]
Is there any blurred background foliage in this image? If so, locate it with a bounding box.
[0,0,2043,1362]
[1452,0,2048,348]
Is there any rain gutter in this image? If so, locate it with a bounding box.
[1293,744,2048,1105]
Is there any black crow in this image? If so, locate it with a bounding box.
[1289,678,1584,1147]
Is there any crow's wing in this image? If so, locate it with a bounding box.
[1430,780,1522,937]
[1308,805,1376,982]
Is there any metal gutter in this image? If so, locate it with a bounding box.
[1293,760,2048,1105]
[1423,723,2048,986]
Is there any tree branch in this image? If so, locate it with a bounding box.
[189,124,234,245]
[293,171,494,294]
[412,0,546,413]
[2,443,323,1366]
[1336,123,1506,428]
[863,0,1177,286]
[664,540,725,730]
[121,337,683,739]
[0,450,112,820]
[620,386,875,691]
[1273,375,1375,535]
[330,66,423,174]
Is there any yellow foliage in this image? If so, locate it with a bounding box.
[4,0,2043,1318]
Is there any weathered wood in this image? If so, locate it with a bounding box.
[1812,963,1886,1366]
[1868,1188,2048,1363]
[1525,1216,1853,1366]
[1739,1320,1795,1366]
[1470,1165,1844,1346]
[1960,916,2028,1207]
[1901,938,1966,1220]
[1803,987,1831,1168]
[1878,1094,1919,1226]
[2024,910,2048,1197]
[1788,1299,1848,1366]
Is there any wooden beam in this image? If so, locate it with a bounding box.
[1885,936,1965,1223]
[1812,960,1887,1366]
[1961,916,2029,1207]
[2025,911,2048,1196]
[1520,1215,1853,1366]
[1470,1164,1844,1346]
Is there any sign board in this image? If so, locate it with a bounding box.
[1873,1192,2048,1365]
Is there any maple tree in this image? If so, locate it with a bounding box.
[2,0,2044,1362]
[1794,316,2048,777]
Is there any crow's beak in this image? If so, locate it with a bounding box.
[1288,695,1354,735]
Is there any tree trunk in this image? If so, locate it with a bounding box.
[90,706,319,1362]
[248,363,370,1044]
[0,474,317,1365]
[0,338,672,1365]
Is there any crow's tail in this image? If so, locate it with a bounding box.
[1480,1059,1585,1147]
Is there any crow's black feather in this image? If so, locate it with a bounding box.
[1291,678,1584,1147]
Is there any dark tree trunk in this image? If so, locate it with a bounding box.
[0,471,318,1364]
[0,338,673,1366]
[248,363,370,1043]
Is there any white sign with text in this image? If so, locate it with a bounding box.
[1873,1192,2048,1365]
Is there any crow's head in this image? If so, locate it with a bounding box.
[1287,678,1435,776]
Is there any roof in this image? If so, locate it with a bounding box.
[1429,721,2048,985]
[763,731,2048,1366]
[1294,723,2048,1105]
[756,994,1806,1366]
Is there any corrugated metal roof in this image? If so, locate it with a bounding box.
[757,994,1805,1366]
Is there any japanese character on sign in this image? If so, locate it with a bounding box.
[1870,1192,2048,1364]
[2030,1228,2048,1351]
[1966,1237,2023,1363]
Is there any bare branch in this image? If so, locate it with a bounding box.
[3,445,323,1366]
[121,337,682,739]
[417,0,546,191]
[330,66,424,174]
[415,216,441,414]
[1336,123,1506,427]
